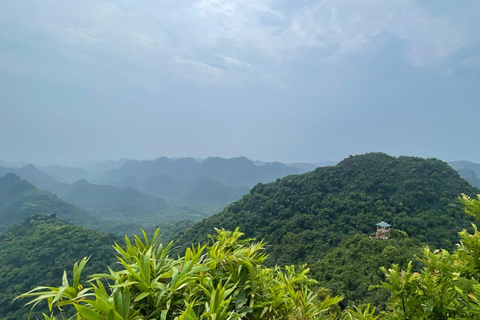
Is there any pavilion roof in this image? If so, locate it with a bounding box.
[376,221,391,227]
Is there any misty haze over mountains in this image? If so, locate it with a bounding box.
[1,154,479,235]
[0,156,338,233]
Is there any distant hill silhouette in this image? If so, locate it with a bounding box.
[288,161,337,172]
[0,164,58,190]
[449,160,480,188]
[99,156,305,203]
[183,177,249,204]
[47,179,168,219]
[82,158,129,182]
[39,165,88,183]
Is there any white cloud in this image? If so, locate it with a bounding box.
[0,0,472,83]
[277,0,467,65]
[64,28,100,45]
[175,56,223,76]
[224,56,251,67]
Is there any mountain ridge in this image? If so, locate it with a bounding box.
[0,173,103,232]
[178,153,478,265]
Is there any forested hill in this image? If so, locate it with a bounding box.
[179,153,478,266]
[0,173,101,232]
[0,215,117,320]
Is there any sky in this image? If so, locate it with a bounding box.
[1,0,480,165]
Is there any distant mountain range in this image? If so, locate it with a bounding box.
[38,165,88,184]
[0,172,177,234]
[4,156,480,236]
[0,156,334,233]
[0,159,28,168]
[47,179,168,219]
[99,156,307,201]
[0,163,172,226]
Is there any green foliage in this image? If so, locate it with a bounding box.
[181,153,477,260]
[16,194,480,319]
[313,230,421,308]
[178,153,477,305]
[344,304,380,320]
[459,193,480,220]
[0,215,117,320]
[373,194,480,319]
[0,173,105,232]
[19,228,343,320]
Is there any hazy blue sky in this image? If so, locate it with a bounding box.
[1,0,479,164]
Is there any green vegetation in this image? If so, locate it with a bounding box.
[312,230,421,308]
[178,153,478,305]
[0,173,102,232]
[372,193,480,318]
[180,153,478,261]
[0,215,117,319]
[17,194,480,319]
[19,228,342,320]
[8,153,480,319]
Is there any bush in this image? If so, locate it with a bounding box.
[19,228,342,320]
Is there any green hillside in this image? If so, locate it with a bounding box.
[312,230,422,308]
[179,152,478,266]
[0,215,117,319]
[0,173,103,232]
[17,196,480,319]
[176,153,479,306]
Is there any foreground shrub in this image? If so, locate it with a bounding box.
[19,228,342,319]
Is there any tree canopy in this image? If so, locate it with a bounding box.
[0,215,117,319]
[179,153,478,265]
[177,153,478,305]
